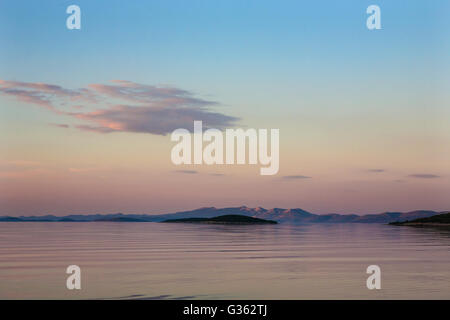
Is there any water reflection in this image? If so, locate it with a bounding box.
[0,222,449,299]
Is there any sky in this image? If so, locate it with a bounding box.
[0,0,449,215]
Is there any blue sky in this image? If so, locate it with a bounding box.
[1,0,449,89]
[0,0,449,126]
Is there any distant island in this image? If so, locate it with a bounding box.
[162,214,277,225]
[0,206,448,224]
[389,213,450,227]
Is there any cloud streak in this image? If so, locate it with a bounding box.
[174,170,198,174]
[0,79,239,135]
[0,80,92,113]
[282,175,312,180]
[408,174,440,179]
[0,160,46,178]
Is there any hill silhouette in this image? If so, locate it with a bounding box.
[390,213,450,226]
[162,214,277,225]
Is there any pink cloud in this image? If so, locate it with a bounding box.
[0,79,239,135]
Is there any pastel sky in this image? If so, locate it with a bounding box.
[1,0,449,215]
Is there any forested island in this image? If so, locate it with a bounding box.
[162,214,277,225]
[389,213,450,227]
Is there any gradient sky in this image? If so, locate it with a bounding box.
[1,0,449,215]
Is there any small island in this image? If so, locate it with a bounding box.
[389,212,450,227]
[161,214,277,225]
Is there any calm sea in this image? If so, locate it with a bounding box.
[0,222,449,299]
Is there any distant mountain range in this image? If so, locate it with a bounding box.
[0,206,448,224]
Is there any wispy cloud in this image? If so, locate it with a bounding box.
[367,169,385,173]
[0,160,40,170]
[88,80,214,107]
[0,79,239,135]
[408,174,440,179]
[68,167,98,173]
[174,170,198,174]
[0,80,93,113]
[282,175,312,180]
[49,123,70,128]
[0,160,46,178]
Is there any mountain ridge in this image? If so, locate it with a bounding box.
[0,206,447,224]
